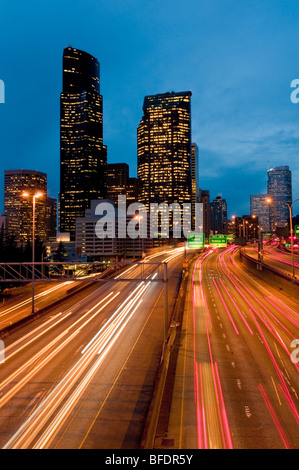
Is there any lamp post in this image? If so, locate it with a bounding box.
[22,191,43,313]
[134,214,143,258]
[286,199,299,278]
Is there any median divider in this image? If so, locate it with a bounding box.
[140,253,199,449]
[240,248,299,296]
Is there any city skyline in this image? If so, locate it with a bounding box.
[0,2,298,451]
[0,1,299,218]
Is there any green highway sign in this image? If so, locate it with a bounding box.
[209,234,227,248]
[187,233,205,249]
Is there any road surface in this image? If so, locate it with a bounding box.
[159,246,299,449]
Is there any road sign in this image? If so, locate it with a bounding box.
[187,233,205,249]
[209,234,227,248]
[295,225,299,237]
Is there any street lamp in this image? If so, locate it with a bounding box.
[134,214,143,258]
[22,190,44,313]
[286,198,299,278]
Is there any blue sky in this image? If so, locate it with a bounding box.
[0,0,299,217]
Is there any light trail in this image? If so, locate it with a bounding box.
[0,292,119,408]
[2,271,157,448]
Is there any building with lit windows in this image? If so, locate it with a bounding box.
[191,143,200,229]
[211,195,227,234]
[250,194,270,232]
[75,200,152,260]
[137,91,192,238]
[199,189,211,238]
[106,163,139,208]
[106,163,129,205]
[4,169,48,243]
[59,47,107,240]
[46,196,57,240]
[267,165,292,230]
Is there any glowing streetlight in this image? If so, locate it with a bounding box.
[22,191,44,313]
[134,214,143,258]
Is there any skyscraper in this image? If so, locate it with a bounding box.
[191,143,199,230]
[137,91,192,235]
[59,47,107,240]
[4,169,48,243]
[250,194,270,232]
[211,196,227,234]
[199,189,211,238]
[106,163,129,205]
[46,196,57,240]
[267,165,292,230]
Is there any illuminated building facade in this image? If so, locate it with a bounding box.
[191,143,199,230]
[250,194,270,232]
[106,163,129,205]
[106,163,139,207]
[267,165,292,230]
[199,189,211,238]
[126,177,138,206]
[75,200,152,260]
[59,47,107,240]
[46,196,57,240]
[137,91,192,236]
[4,169,47,243]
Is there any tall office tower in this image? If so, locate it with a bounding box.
[250,194,270,232]
[126,177,138,206]
[46,196,57,240]
[199,189,211,238]
[191,143,199,230]
[106,163,129,205]
[211,195,227,234]
[106,164,138,207]
[59,47,107,240]
[267,165,292,230]
[4,169,47,243]
[137,91,192,235]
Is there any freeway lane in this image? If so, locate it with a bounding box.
[163,246,299,449]
[0,247,188,449]
[0,281,79,330]
[243,244,299,279]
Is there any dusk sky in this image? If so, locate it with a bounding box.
[0,0,299,217]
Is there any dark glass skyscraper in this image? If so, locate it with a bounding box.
[59,47,107,239]
[211,195,227,234]
[267,165,292,230]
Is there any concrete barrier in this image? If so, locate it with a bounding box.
[240,249,299,297]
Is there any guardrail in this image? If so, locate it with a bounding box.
[239,248,299,293]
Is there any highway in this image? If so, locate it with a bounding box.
[0,247,188,449]
[162,246,299,449]
[243,243,299,279]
